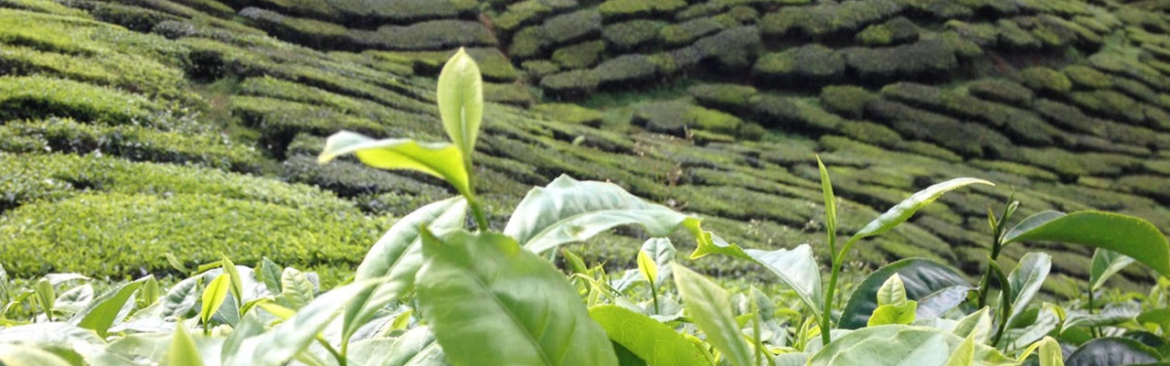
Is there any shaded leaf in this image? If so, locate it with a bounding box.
[1065,338,1160,366]
[1090,249,1135,292]
[1006,253,1051,327]
[916,286,971,321]
[279,268,314,309]
[641,238,676,284]
[809,325,1015,366]
[878,274,909,307]
[841,259,969,329]
[72,276,150,337]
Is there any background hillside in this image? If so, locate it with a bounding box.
[1,0,1169,295]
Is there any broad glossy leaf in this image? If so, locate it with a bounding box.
[1090,249,1135,292]
[257,257,283,296]
[850,178,993,241]
[1065,338,1161,366]
[0,344,73,366]
[693,239,823,319]
[348,327,449,366]
[343,197,467,347]
[1137,308,1170,332]
[1001,307,1061,350]
[437,48,483,161]
[945,333,977,366]
[952,308,993,344]
[870,302,918,327]
[1006,253,1051,327]
[506,175,703,254]
[878,274,909,307]
[317,131,472,197]
[809,325,1015,366]
[279,267,314,309]
[169,324,205,366]
[917,286,971,321]
[1064,303,1140,330]
[641,238,676,285]
[72,276,150,337]
[162,276,201,320]
[223,280,383,366]
[614,342,648,366]
[841,259,969,329]
[589,305,711,366]
[1003,211,1170,277]
[1038,337,1064,366]
[674,264,753,366]
[200,274,230,327]
[416,229,618,366]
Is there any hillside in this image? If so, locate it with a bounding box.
[1,0,1169,294]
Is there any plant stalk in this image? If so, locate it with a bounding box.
[977,237,1003,308]
[822,252,842,346]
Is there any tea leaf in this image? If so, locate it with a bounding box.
[437,48,484,163]
[589,305,712,366]
[674,264,753,366]
[318,131,472,198]
[1003,211,1170,277]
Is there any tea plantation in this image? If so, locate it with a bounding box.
[1,0,1169,296]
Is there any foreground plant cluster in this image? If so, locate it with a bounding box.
[3,51,1170,366]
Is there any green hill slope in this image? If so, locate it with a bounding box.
[1,0,1168,294]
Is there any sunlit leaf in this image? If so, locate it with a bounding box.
[200,274,230,328]
[869,302,917,327]
[808,325,1015,366]
[1037,337,1064,366]
[505,175,704,254]
[589,305,711,366]
[1003,211,1170,277]
[674,264,753,366]
[641,238,676,284]
[416,229,618,366]
[690,238,823,320]
[878,274,909,307]
[952,308,993,344]
[437,48,484,163]
[348,326,449,366]
[0,344,72,366]
[1006,253,1051,327]
[636,251,658,287]
[279,267,314,309]
[168,324,205,366]
[318,131,472,197]
[849,178,993,242]
[945,333,977,366]
[72,276,150,337]
[817,156,837,247]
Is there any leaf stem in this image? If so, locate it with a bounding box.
[822,250,842,346]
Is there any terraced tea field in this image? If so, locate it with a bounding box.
[1,0,1168,296]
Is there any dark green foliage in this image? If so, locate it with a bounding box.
[1005,148,1142,178]
[967,78,1033,107]
[353,20,497,51]
[0,76,159,125]
[1069,90,1145,124]
[896,0,972,19]
[64,0,183,32]
[602,19,666,50]
[230,96,395,152]
[251,0,477,24]
[238,7,349,50]
[1089,52,1169,91]
[841,39,959,82]
[945,20,998,47]
[996,19,1041,49]
[0,44,189,101]
[541,69,599,98]
[597,0,687,20]
[552,40,606,69]
[688,26,761,69]
[491,0,577,33]
[855,17,919,46]
[633,101,742,136]
[688,83,757,112]
[1020,66,1072,94]
[660,14,736,46]
[522,59,561,78]
[750,95,845,132]
[0,118,265,173]
[508,9,601,59]
[593,54,660,87]
[1032,98,1104,136]
[821,85,877,119]
[753,44,845,84]
[484,82,535,107]
[1116,175,1170,203]
[761,0,903,38]
[865,99,1010,158]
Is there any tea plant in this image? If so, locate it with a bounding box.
[0,50,1168,366]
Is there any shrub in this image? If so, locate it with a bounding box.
[855,17,919,46]
[597,0,687,20]
[1088,52,1169,91]
[602,19,667,50]
[690,25,761,69]
[0,118,265,172]
[533,103,606,126]
[0,44,188,101]
[593,54,660,87]
[659,14,736,46]
[0,75,159,125]
[64,0,184,32]
[354,20,497,51]
[966,78,1033,107]
[371,48,519,82]
[753,44,845,84]
[820,85,876,119]
[551,40,606,69]
[1064,65,1114,91]
[1004,147,1141,177]
[238,7,350,50]
[633,101,742,136]
[508,10,602,59]
[0,192,387,278]
[761,0,902,38]
[1069,90,1145,124]
[0,152,352,213]
[230,96,394,153]
[483,82,535,107]
[864,99,1011,158]
[0,0,90,17]
[492,0,571,33]
[840,39,959,82]
[750,95,845,132]
[1020,66,1073,94]
[521,59,561,78]
[282,154,447,198]
[1032,98,1105,136]
[996,19,1041,49]
[540,69,599,99]
[688,83,758,112]
[944,20,998,47]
